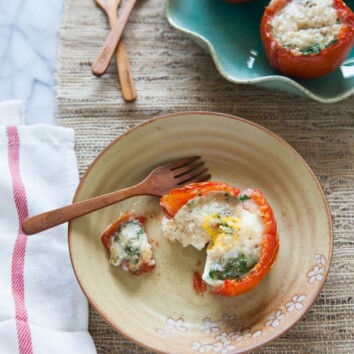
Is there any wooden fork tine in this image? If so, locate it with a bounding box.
[166,156,201,170]
[173,160,205,177]
[176,167,209,186]
[175,164,208,181]
[191,173,211,184]
[177,173,211,186]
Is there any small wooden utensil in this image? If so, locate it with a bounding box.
[95,0,136,102]
[22,157,210,235]
[92,0,138,77]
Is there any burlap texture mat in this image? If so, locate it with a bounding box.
[57,0,354,352]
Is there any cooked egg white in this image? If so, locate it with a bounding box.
[271,0,342,54]
[161,192,264,286]
[110,219,155,272]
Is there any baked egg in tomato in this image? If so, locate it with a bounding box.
[161,182,279,296]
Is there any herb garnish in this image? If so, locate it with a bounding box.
[325,39,338,48]
[209,255,257,280]
[239,194,250,202]
[301,43,321,55]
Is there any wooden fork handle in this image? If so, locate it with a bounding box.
[21,184,143,235]
[106,0,137,102]
[116,42,136,102]
[91,0,138,77]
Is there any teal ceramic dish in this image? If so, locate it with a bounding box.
[165,0,354,103]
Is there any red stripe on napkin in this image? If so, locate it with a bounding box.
[7,126,33,354]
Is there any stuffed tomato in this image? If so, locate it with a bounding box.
[160,182,279,296]
[261,0,354,79]
[100,211,155,275]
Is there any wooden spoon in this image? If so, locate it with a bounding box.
[91,0,138,77]
[95,0,136,102]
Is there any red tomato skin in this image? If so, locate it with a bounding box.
[193,271,207,294]
[160,183,279,297]
[261,0,354,79]
[132,261,155,275]
[160,182,240,218]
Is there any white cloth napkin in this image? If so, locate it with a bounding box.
[0,100,25,125]
[0,101,96,354]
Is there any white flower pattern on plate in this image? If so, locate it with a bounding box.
[211,339,236,353]
[189,313,263,352]
[215,332,229,341]
[190,340,213,353]
[200,317,221,334]
[251,330,262,338]
[157,251,327,353]
[285,294,307,312]
[165,317,188,333]
[265,310,285,328]
[230,328,252,341]
[307,265,325,284]
[315,254,326,265]
[307,254,326,284]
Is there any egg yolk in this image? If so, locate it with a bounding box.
[203,213,240,251]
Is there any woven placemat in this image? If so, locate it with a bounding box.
[56,0,354,352]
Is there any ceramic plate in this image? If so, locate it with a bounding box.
[165,0,354,103]
[69,112,333,353]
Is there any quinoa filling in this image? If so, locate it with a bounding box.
[270,0,342,55]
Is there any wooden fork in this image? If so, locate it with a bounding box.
[95,0,136,102]
[22,157,210,235]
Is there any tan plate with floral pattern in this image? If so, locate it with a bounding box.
[69,112,333,353]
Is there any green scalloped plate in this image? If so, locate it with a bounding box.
[165,0,354,103]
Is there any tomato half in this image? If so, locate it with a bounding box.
[211,188,279,296]
[160,182,240,218]
[160,183,279,296]
[100,211,154,275]
[261,0,354,79]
